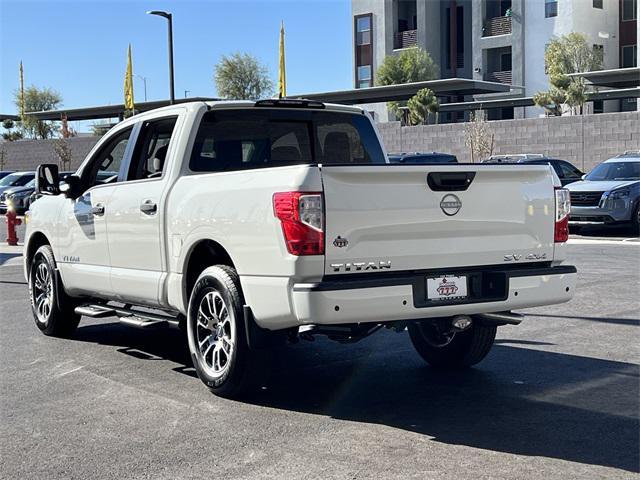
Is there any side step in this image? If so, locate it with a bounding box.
[74,304,180,329]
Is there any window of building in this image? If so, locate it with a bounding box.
[593,44,604,65]
[356,16,371,45]
[622,45,638,67]
[501,52,512,71]
[545,0,558,17]
[456,6,464,68]
[622,0,637,20]
[592,0,603,8]
[593,99,604,114]
[354,13,373,88]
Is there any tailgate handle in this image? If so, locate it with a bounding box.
[427,172,476,191]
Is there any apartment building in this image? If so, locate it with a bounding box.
[352,0,638,121]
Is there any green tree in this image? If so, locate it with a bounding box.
[13,86,62,139]
[376,48,438,117]
[534,33,603,115]
[407,88,439,125]
[214,52,274,100]
[1,118,23,141]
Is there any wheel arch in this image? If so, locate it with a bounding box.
[25,231,51,277]
[182,238,236,310]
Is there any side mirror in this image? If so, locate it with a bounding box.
[59,174,82,199]
[36,164,60,195]
[581,174,587,180]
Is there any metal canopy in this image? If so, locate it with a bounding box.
[567,67,640,88]
[438,87,639,112]
[23,97,216,122]
[289,78,511,105]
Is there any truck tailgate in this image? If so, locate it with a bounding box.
[321,164,556,275]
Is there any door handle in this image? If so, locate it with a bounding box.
[140,200,157,215]
[91,203,105,216]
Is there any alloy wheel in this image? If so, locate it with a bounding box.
[33,261,53,323]
[195,290,235,378]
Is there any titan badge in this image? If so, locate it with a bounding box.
[330,261,392,273]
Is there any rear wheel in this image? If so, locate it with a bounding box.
[29,245,80,337]
[408,319,497,369]
[186,265,269,398]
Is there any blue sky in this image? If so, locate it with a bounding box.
[0,0,353,128]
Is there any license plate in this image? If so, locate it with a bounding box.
[426,275,468,301]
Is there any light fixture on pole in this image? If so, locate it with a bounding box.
[147,10,175,104]
[134,74,148,102]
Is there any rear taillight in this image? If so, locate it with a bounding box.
[273,192,324,255]
[554,187,570,243]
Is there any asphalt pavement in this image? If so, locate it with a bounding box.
[0,221,638,479]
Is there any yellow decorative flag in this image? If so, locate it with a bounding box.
[278,21,286,98]
[124,44,135,112]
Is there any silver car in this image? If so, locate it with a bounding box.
[566,155,640,234]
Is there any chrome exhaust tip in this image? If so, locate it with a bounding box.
[451,315,473,331]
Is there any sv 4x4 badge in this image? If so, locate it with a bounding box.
[504,253,547,261]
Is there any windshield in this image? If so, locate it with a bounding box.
[586,162,640,181]
[0,173,34,187]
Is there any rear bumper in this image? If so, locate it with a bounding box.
[290,265,576,327]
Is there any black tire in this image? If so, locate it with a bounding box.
[186,265,269,398]
[408,319,497,369]
[29,245,80,337]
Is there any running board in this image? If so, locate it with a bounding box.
[74,304,179,329]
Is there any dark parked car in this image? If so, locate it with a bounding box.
[519,158,584,186]
[1,172,74,215]
[483,157,583,186]
[388,152,458,164]
[0,171,35,197]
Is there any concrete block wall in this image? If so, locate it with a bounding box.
[378,111,640,172]
[0,137,100,172]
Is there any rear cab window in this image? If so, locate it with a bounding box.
[189,108,385,172]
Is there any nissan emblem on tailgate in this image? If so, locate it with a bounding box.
[440,194,462,216]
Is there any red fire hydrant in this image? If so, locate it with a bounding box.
[6,209,22,246]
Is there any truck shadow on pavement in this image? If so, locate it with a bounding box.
[73,323,640,473]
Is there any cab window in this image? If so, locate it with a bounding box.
[128,117,178,180]
[84,128,133,187]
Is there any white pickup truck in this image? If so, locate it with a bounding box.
[25,99,576,397]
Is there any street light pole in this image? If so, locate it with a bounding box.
[147,10,175,104]
[134,74,148,102]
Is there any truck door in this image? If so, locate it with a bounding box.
[105,116,178,306]
[57,127,134,297]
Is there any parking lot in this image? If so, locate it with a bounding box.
[0,220,638,479]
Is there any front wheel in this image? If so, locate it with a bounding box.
[408,319,497,369]
[29,245,80,337]
[186,265,269,398]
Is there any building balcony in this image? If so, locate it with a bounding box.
[394,29,417,49]
[486,70,512,84]
[482,16,512,37]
